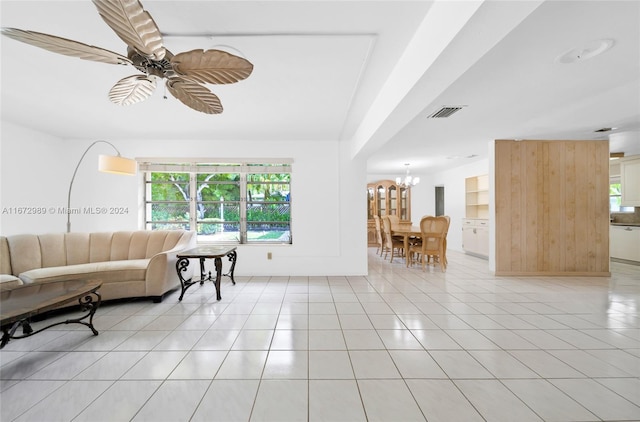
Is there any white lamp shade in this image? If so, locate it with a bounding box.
[98,154,137,175]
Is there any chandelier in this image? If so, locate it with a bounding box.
[396,163,420,188]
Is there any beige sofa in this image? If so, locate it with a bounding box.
[0,230,196,302]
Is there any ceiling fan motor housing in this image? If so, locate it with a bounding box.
[128,47,175,79]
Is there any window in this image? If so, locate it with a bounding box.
[610,180,634,213]
[141,160,292,244]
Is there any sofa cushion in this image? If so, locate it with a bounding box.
[19,259,149,285]
[39,233,67,268]
[111,231,133,261]
[146,231,170,258]
[7,234,42,275]
[90,232,114,263]
[128,232,150,260]
[66,232,90,265]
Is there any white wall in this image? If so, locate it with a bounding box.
[1,122,67,234]
[0,124,368,276]
[412,158,489,254]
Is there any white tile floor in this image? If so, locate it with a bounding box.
[1,249,639,421]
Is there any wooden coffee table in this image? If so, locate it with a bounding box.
[0,280,102,349]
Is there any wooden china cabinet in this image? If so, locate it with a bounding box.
[367,180,411,245]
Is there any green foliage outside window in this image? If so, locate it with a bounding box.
[146,169,291,243]
[610,182,633,212]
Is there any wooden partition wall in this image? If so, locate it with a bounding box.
[494,140,610,276]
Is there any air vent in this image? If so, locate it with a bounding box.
[594,127,615,133]
[427,106,466,118]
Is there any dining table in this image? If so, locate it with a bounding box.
[391,224,422,267]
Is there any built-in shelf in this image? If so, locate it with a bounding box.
[465,174,489,219]
[463,174,489,258]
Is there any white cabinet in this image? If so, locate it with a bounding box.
[620,156,640,206]
[462,219,489,258]
[610,225,640,262]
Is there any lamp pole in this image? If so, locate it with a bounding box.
[66,140,123,233]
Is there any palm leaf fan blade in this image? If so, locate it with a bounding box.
[109,75,156,105]
[1,28,131,65]
[92,0,165,60]
[171,49,253,85]
[166,78,223,114]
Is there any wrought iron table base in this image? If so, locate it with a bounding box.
[176,250,237,301]
[0,291,101,349]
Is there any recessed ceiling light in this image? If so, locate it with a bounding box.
[555,39,615,64]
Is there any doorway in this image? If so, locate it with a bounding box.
[435,186,445,216]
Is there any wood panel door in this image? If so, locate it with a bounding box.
[494,140,610,276]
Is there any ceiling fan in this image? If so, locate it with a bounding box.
[1,0,253,114]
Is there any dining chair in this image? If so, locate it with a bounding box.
[381,216,404,263]
[407,215,431,265]
[442,215,451,266]
[420,215,450,266]
[387,215,400,226]
[373,215,385,256]
[408,215,448,271]
[386,214,407,243]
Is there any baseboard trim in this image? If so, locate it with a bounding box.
[495,271,611,277]
[611,258,640,266]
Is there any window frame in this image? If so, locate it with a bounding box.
[140,159,293,244]
[610,177,634,213]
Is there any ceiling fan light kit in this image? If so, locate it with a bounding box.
[1,0,253,114]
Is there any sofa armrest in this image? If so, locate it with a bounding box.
[144,232,196,298]
[1,274,23,290]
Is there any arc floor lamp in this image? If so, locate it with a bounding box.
[67,140,137,232]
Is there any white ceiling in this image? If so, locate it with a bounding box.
[2,1,639,176]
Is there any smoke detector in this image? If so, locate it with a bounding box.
[555,39,615,64]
